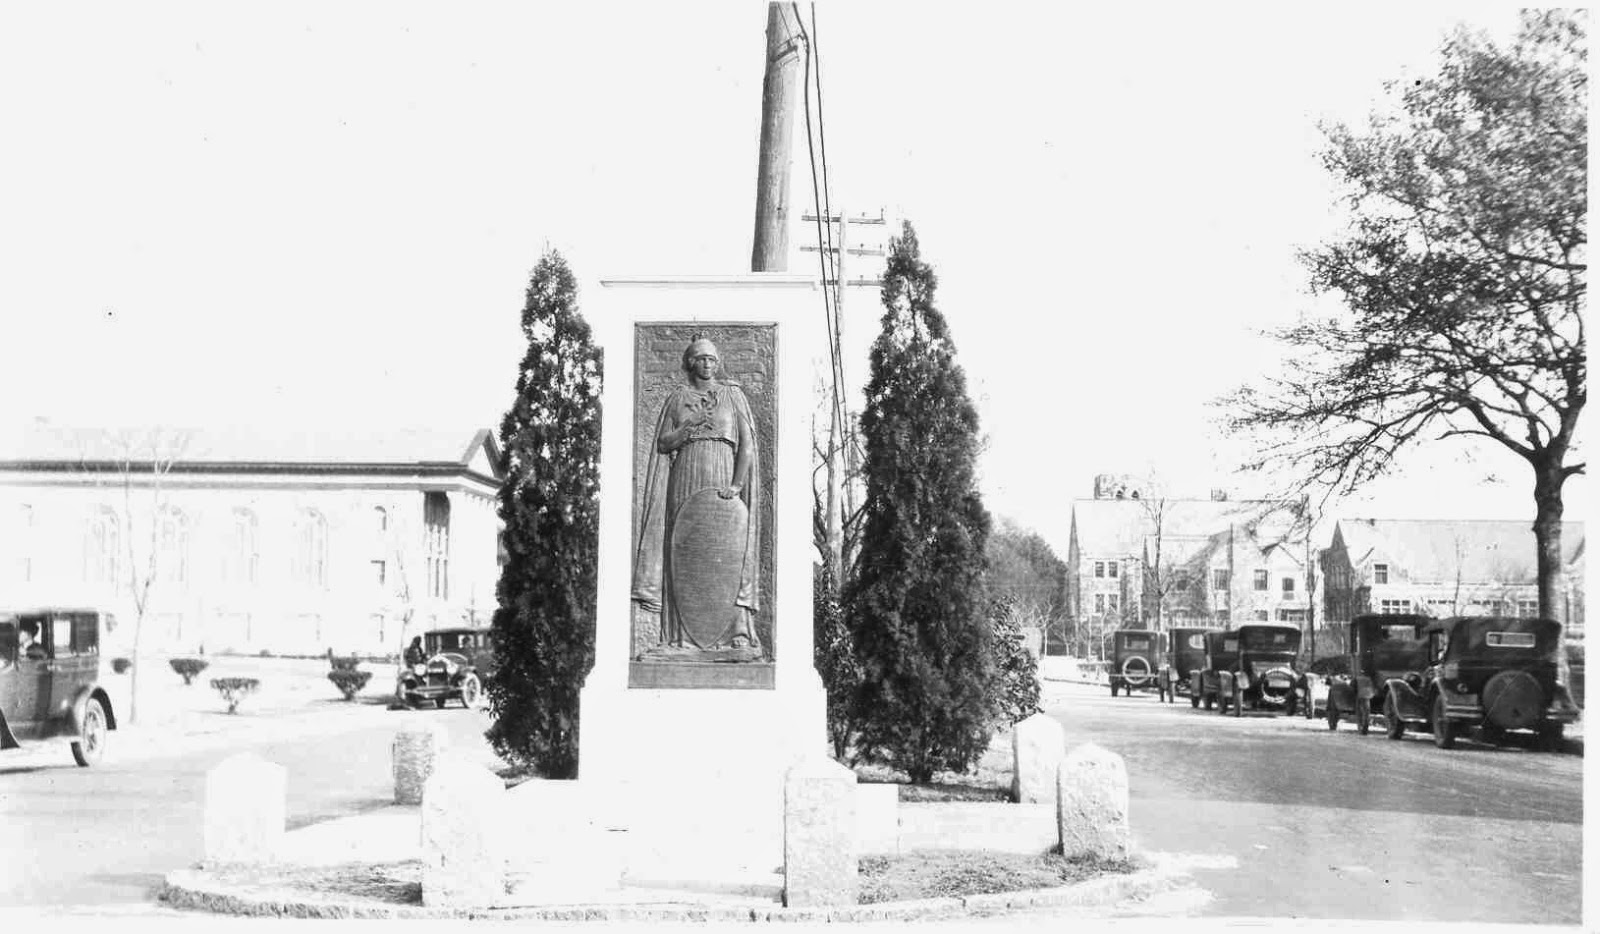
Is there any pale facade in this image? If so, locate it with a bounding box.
[1321,518,1585,633]
[0,425,503,657]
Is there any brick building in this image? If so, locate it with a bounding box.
[1320,518,1586,633]
[0,423,503,657]
[1066,478,1313,656]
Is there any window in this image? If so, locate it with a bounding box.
[1277,608,1306,623]
[1094,593,1105,614]
[424,492,451,600]
[374,506,389,533]
[1253,569,1268,591]
[371,560,387,586]
[226,509,259,584]
[85,508,120,585]
[1281,576,1295,595]
[1373,563,1389,585]
[1108,562,1118,579]
[1093,561,1106,578]
[1516,599,1539,618]
[1254,610,1270,622]
[11,505,33,582]
[1214,610,1230,624]
[1212,569,1229,590]
[1380,599,1412,615]
[157,507,189,584]
[294,510,329,588]
[1107,594,1120,613]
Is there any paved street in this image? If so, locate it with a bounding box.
[0,701,495,908]
[1042,681,1584,924]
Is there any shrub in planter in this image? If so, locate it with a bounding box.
[328,669,372,701]
[111,657,133,674]
[211,677,260,714]
[170,657,210,686]
[329,655,362,672]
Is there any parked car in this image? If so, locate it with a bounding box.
[1212,623,1304,717]
[1300,654,1352,721]
[1382,615,1580,750]
[1191,630,1238,712]
[1164,627,1212,706]
[396,628,494,709]
[1324,614,1429,734]
[0,608,118,766]
[1109,629,1165,699]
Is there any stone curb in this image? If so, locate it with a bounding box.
[157,864,1169,922]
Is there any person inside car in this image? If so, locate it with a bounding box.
[404,636,425,668]
[18,621,47,661]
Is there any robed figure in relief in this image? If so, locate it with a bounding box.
[631,337,762,656]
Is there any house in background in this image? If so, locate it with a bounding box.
[0,422,503,657]
[1066,476,1314,655]
[1320,518,1585,634]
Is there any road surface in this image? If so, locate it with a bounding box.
[0,700,493,908]
[1043,681,1583,924]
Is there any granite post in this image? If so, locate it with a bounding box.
[1056,742,1131,860]
[421,759,507,908]
[203,752,286,863]
[783,755,859,908]
[1011,712,1066,804]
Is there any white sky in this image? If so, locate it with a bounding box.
[0,1,1584,556]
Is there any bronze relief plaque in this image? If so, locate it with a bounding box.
[628,323,776,690]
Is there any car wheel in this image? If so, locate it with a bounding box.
[461,674,482,709]
[1536,723,1565,752]
[435,698,448,709]
[1286,695,1298,718]
[1190,692,1200,709]
[71,698,107,767]
[1431,694,1455,749]
[1232,685,1243,718]
[1356,702,1371,736]
[1383,695,1404,740]
[1326,699,1339,731]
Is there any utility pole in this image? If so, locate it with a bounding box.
[800,207,890,581]
[751,3,803,272]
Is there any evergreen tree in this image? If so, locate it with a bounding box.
[484,249,602,779]
[814,562,860,761]
[846,221,996,784]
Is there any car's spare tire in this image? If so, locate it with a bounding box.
[1482,670,1543,731]
[1121,656,1151,686]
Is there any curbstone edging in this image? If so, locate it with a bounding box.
[159,864,1168,922]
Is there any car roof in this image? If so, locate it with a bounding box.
[426,627,486,636]
[1233,622,1301,635]
[0,607,110,617]
[1423,615,1561,636]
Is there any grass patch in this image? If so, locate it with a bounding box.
[858,850,1138,904]
[495,762,542,789]
[854,761,1011,802]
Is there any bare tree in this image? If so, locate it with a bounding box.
[101,428,190,725]
[1221,13,1586,631]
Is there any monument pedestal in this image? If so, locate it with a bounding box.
[576,274,825,875]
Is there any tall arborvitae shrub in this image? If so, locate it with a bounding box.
[846,221,997,784]
[814,562,860,761]
[484,249,602,779]
[988,595,1042,726]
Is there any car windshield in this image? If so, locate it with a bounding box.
[426,632,480,654]
[1240,628,1300,654]
[1120,636,1154,653]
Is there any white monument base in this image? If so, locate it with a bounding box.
[577,273,827,877]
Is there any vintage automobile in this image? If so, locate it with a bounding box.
[0,608,118,766]
[1190,630,1237,711]
[1382,615,1580,750]
[1324,614,1429,734]
[396,627,494,709]
[1164,627,1211,706]
[1300,654,1351,721]
[1212,623,1304,717]
[1109,629,1165,699]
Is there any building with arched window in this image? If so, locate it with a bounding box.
[0,423,503,656]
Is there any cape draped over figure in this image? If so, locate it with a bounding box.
[631,378,762,650]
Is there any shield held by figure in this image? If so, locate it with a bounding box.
[670,489,749,648]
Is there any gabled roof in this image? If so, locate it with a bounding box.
[1070,498,1300,561]
[0,422,503,482]
[1333,518,1585,584]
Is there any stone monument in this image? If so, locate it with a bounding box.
[577,275,826,876]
